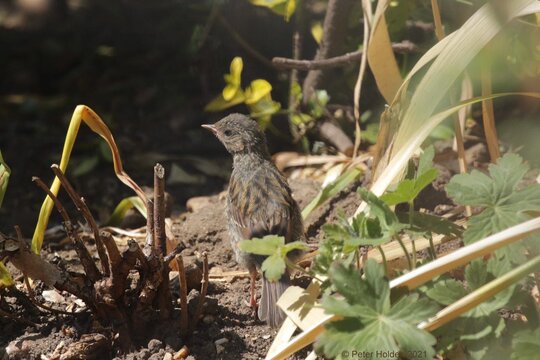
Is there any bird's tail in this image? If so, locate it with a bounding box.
[258,274,290,328]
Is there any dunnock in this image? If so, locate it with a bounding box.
[202,114,304,327]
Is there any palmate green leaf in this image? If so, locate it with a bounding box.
[261,253,286,282]
[317,260,438,360]
[240,235,307,281]
[381,146,438,206]
[398,211,462,237]
[239,235,284,256]
[446,153,540,262]
[356,187,406,245]
[0,150,10,208]
[426,258,516,318]
[511,328,540,360]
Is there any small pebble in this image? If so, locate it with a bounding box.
[215,344,225,355]
[214,338,228,346]
[148,339,163,353]
[262,334,271,340]
[163,353,173,360]
[202,315,215,324]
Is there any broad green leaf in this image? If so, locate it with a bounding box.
[512,328,540,360]
[245,79,272,104]
[222,57,243,101]
[302,166,362,219]
[417,146,435,179]
[107,196,147,225]
[425,279,468,306]
[281,241,309,255]
[239,235,284,256]
[446,154,540,262]
[398,211,462,237]
[240,235,305,281]
[380,146,438,206]
[0,150,10,208]
[0,261,14,287]
[317,260,438,359]
[426,258,516,318]
[261,253,286,281]
[357,187,406,245]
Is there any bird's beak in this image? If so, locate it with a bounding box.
[201,124,218,135]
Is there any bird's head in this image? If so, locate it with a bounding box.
[202,114,269,156]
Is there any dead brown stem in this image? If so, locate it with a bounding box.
[175,254,189,336]
[51,164,110,276]
[191,252,209,332]
[153,164,167,256]
[146,199,154,248]
[32,177,101,282]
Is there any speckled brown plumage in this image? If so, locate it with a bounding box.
[202,113,304,327]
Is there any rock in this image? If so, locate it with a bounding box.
[214,338,228,346]
[148,339,163,353]
[163,353,173,360]
[202,314,214,324]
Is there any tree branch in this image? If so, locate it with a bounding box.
[273,41,417,71]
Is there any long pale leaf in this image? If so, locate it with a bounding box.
[32,105,148,253]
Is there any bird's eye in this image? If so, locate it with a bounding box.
[224,130,232,137]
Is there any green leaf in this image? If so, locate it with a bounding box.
[282,241,309,255]
[0,150,10,209]
[261,253,286,282]
[239,235,284,256]
[446,153,540,262]
[357,187,406,244]
[317,260,438,359]
[107,196,147,225]
[427,258,516,319]
[302,167,362,219]
[398,211,462,237]
[425,279,468,306]
[0,261,14,287]
[512,328,540,360]
[381,146,438,206]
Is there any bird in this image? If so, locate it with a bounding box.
[202,113,304,327]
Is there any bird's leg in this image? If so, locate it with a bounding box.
[249,269,258,318]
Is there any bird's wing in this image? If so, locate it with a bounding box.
[228,166,294,241]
